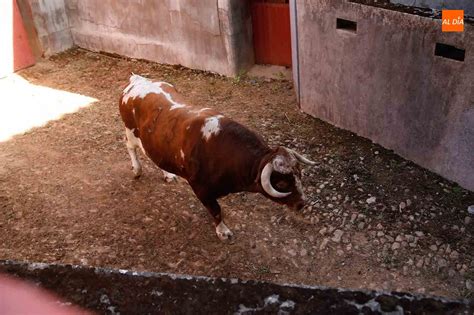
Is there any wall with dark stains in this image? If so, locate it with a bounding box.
[25,0,253,76]
[64,0,253,76]
[27,0,73,55]
[391,0,474,16]
[295,0,474,190]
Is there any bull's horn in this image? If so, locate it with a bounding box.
[287,148,316,166]
[261,163,291,198]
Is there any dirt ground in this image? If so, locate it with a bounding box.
[0,49,473,299]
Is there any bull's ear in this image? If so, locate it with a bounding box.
[285,148,317,166]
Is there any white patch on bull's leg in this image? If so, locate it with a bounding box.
[125,128,142,178]
[216,221,233,241]
[162,170,177,183]
[125,127,146,156]
[137,140,146,156]
[201,115,224,141]
[128,148,142,178]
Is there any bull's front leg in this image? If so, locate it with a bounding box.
[206,199,233,241]
[191,187,233,241]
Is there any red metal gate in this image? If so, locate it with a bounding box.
[251,0,292,67]
[13,0,35,71]
[0,0,35,77]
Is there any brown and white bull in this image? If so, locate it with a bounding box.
[119,74,316,241]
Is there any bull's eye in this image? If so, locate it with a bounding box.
[276,181,288,190]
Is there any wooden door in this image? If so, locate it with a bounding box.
[251,0,292,67]
[0,0,35,77]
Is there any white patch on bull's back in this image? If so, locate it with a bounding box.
[198,108,211,114]
[161,82,174,88]
[201,115,224,141]
[123,75,186,110]
[187,107,211,115]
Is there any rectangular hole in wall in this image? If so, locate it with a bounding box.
[435,43,465,62]
[336,18,357,33]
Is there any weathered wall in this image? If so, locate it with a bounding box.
[296,0,474,190]
[27,0,73,55]
[64,0,253,76]
[391,0,474,16]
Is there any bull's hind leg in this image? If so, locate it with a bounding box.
[125,128,176,182]
[125,128,142,178]
[162,170,177,183]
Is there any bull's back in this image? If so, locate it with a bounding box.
[137,98,203,175]
[119,75,269,188]
[119,75,220,177]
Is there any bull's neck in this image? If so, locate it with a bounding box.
[245,146,273,193]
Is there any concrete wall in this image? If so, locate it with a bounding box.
[63,0,253,76]
[27,0,73,55]
[391,0,474,16]
[295,0,474,190]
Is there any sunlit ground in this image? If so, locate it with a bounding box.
[0,74,98,142]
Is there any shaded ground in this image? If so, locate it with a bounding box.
[0,49,472,299]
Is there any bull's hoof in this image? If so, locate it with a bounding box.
[132,167,142,179]
[216,221,234,242]
[162,171,177,183]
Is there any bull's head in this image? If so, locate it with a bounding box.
[259,147,316,211]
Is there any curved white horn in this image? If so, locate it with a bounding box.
[261,163,291,198]
[287,148,316,166]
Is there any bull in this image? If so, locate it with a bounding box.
[119,74,316,241]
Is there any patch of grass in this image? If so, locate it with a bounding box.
[382,254,391,265]
[381,253,402,268]
[458,288,472,299]
[233,70,248,84]
[271,83,280,92]
[389,159,400,168]
[450,185,463,195]
[248,264,271,275]
[464,269,474,281]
